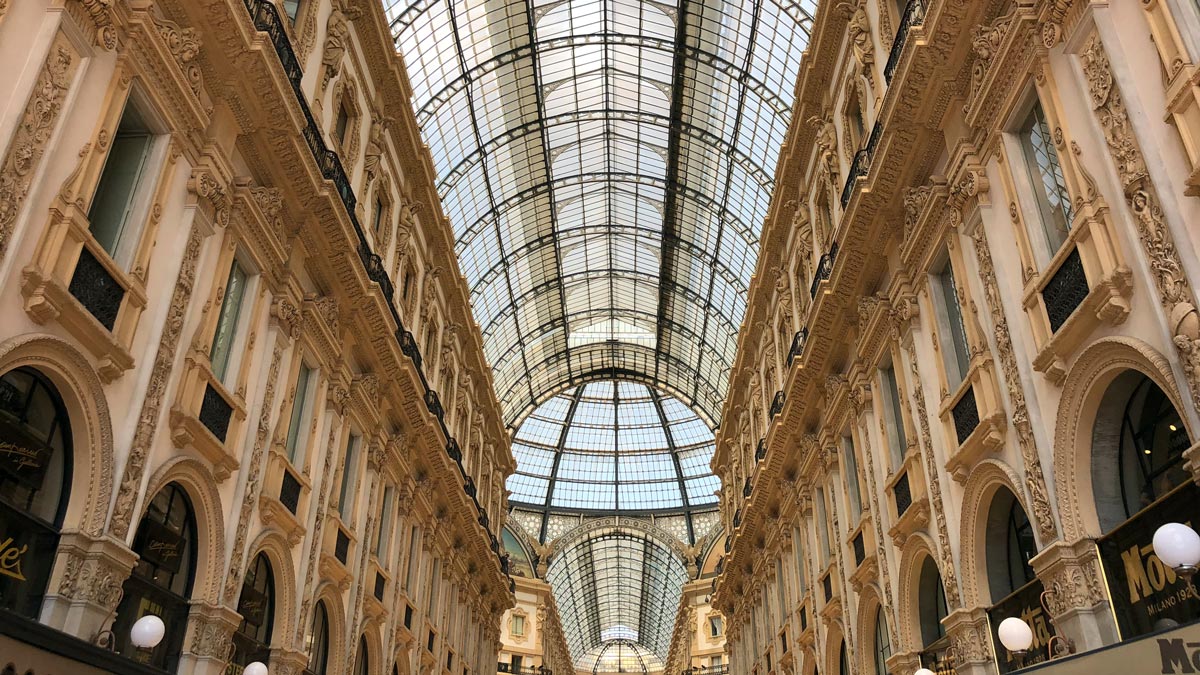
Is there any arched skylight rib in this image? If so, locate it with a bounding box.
[384,0,817,427]
[506,380,720,518]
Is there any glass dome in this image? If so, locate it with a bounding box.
[507,380,720,513]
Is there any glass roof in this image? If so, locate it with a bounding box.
[506,380,720,516]
[546,526,689,667]
[384,0,817,427]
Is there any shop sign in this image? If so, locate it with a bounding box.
[0,505,59,619]
[238,585,268,628]
[0,419,51,490]
[138,519,184,574]
[987,578,1054,673]
[1020,621,1200,674]
[1098,482,1200,640]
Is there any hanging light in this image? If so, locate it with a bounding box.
[1152,522,1200,585]
[914,669,935,675]
[997,617,1034,656]
[244,661,269,675]
[129,615,166,650]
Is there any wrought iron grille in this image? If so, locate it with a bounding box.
[788,328,808,366]
[894,471,913,518]
[809,242,839,298]
[770,390,786,419]
[951,385,980,445]
[397,328,421,368]
[1042,247,1089,333]
[755,438,767,462]
[445,438,461,462]
[884,0,928,83]
[424,390,443,419]
[199,383,233,443]
[733,509,742,528]
[840,122,882,208]
[334,528,350,564]
[853,532,866,566]
[279,469,302,514]
[743,478,753,498]
[68,248,124,331]
[374,571,386,601]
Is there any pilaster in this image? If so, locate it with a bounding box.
[1029,538,1119,652]
[40,529,138,640]
[179,602,242,675]
[944,606,993,675]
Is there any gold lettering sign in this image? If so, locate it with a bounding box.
[0,441,42,471]
[0,536,28,581]
[148,539,180,560]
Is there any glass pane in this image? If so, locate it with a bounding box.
[1019,102,1073,257]
[88,105,153,262]
[285,363,313,468]
[210,260,248,383]
[935,263,970,388]
[339,435,360,522]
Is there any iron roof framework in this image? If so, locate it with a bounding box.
[545,526,689,667]
[506,380,720,540]
[385,0,817,428]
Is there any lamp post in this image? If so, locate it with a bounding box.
[1151,522,1200,595]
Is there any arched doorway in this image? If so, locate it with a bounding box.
[354,635,369,675]
[871,607,890,675]
[232,553,276,668]
[984,487,1037,603]
[113,482,197,670]
[0,367,72,619]
[916,557,950,669]
[1092,372,1191,532]
[306,600,331,675]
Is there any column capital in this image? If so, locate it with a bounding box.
[945,606,993,671]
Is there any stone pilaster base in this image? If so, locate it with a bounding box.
[270,645,310,675]
[945,606,994,675]
[40,529,137,640]
[886,650,921,675]
[1030,538,1119,652]
[178,602,242,675]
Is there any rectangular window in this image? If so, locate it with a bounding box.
[88,101,158,266]
[283,0,301,22]
[816,487,831,565]
[284,363,314,469]
[842,435,862,522]
[377,485,395,559]
[512,614,525,636]
[335,103,351,147]
[405,525,420,590]
[374,197,385,236]
[209,259,249,383]
[775,562,787,627]
[1018,101,1073,256]
[880,365,908,470]
[934,261,971,388]
[711,656,723,669]
[430,559,442,611]
[338,433,361,522]
[792,527,807,596]
[709,615,723,637]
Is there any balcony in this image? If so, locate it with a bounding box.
[498,664,549,675]
[884,0,927,83]
[808,242,839,298]
[787,328,808,366]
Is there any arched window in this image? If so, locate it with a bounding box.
[0,367,72,618]
[354,635,369,675]
[232,553,276,668]
[917,557,948,648]
[114,483,197,670]
[984,488,1036,603]
[872,607,891,674]
[838,639,849,675]
[306,601,331,675]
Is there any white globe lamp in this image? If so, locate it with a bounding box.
[129,614,166,649]
[1152,522,1200,573]
[914,669,935,675]
[997,617,1034,655]
[244,661,269,675]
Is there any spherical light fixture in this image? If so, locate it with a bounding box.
[997,617,1034,654]
[914,669,935,675]
[244,661,269,675]
[129,614,166,649]
[1152,522,1200,573]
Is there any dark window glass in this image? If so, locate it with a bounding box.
[307,602,330,675]
[114,483,197,670]
[232,553,275,668]
[1117,378,1190,520]
[874,608,891,674]
[0,367,71,619]
[918,557,948,647]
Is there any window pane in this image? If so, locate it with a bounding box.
[935,264,970,388]
[882,366,907,469]
[843,436,862,521]
[210,260,248,383]
[285,364,313,468]
[1020,102,1073,256]
[88,106,153,261]
[339,434,360,521]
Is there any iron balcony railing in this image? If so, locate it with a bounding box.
[884,0,927,83]
[239,0,508,574]
[498,664,550,675]
[840,120,882,208]
[809,241,839,299]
